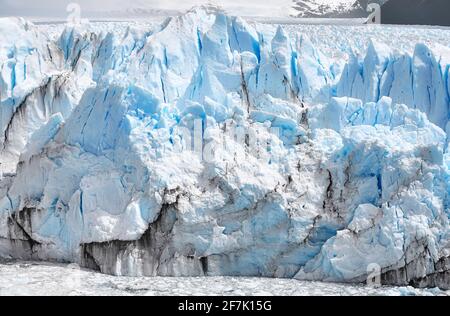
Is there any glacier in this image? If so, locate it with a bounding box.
[0,7,449,289]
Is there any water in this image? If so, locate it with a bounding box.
[0,262,447,296]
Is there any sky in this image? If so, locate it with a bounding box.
[0,0,294,18]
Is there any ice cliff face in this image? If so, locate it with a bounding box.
[337,41,450,131]
[0,8,449,289]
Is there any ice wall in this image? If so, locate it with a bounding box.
[337,40,450,130]
[0,8,448,289]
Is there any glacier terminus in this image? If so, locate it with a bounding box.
[0,7,449,290]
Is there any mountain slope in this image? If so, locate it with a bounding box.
[292,0,387,18]
[291,0,450,26]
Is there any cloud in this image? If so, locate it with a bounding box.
[0,0,294,17]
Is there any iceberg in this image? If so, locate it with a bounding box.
[0,8,448,289]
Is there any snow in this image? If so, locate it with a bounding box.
[293,0,359,17]
[0,262,447,296]
[0,7,449,289]
[292,0,389,18]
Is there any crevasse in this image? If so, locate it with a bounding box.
[0,8,449,289]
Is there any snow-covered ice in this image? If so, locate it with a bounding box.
[0,7,449,290]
